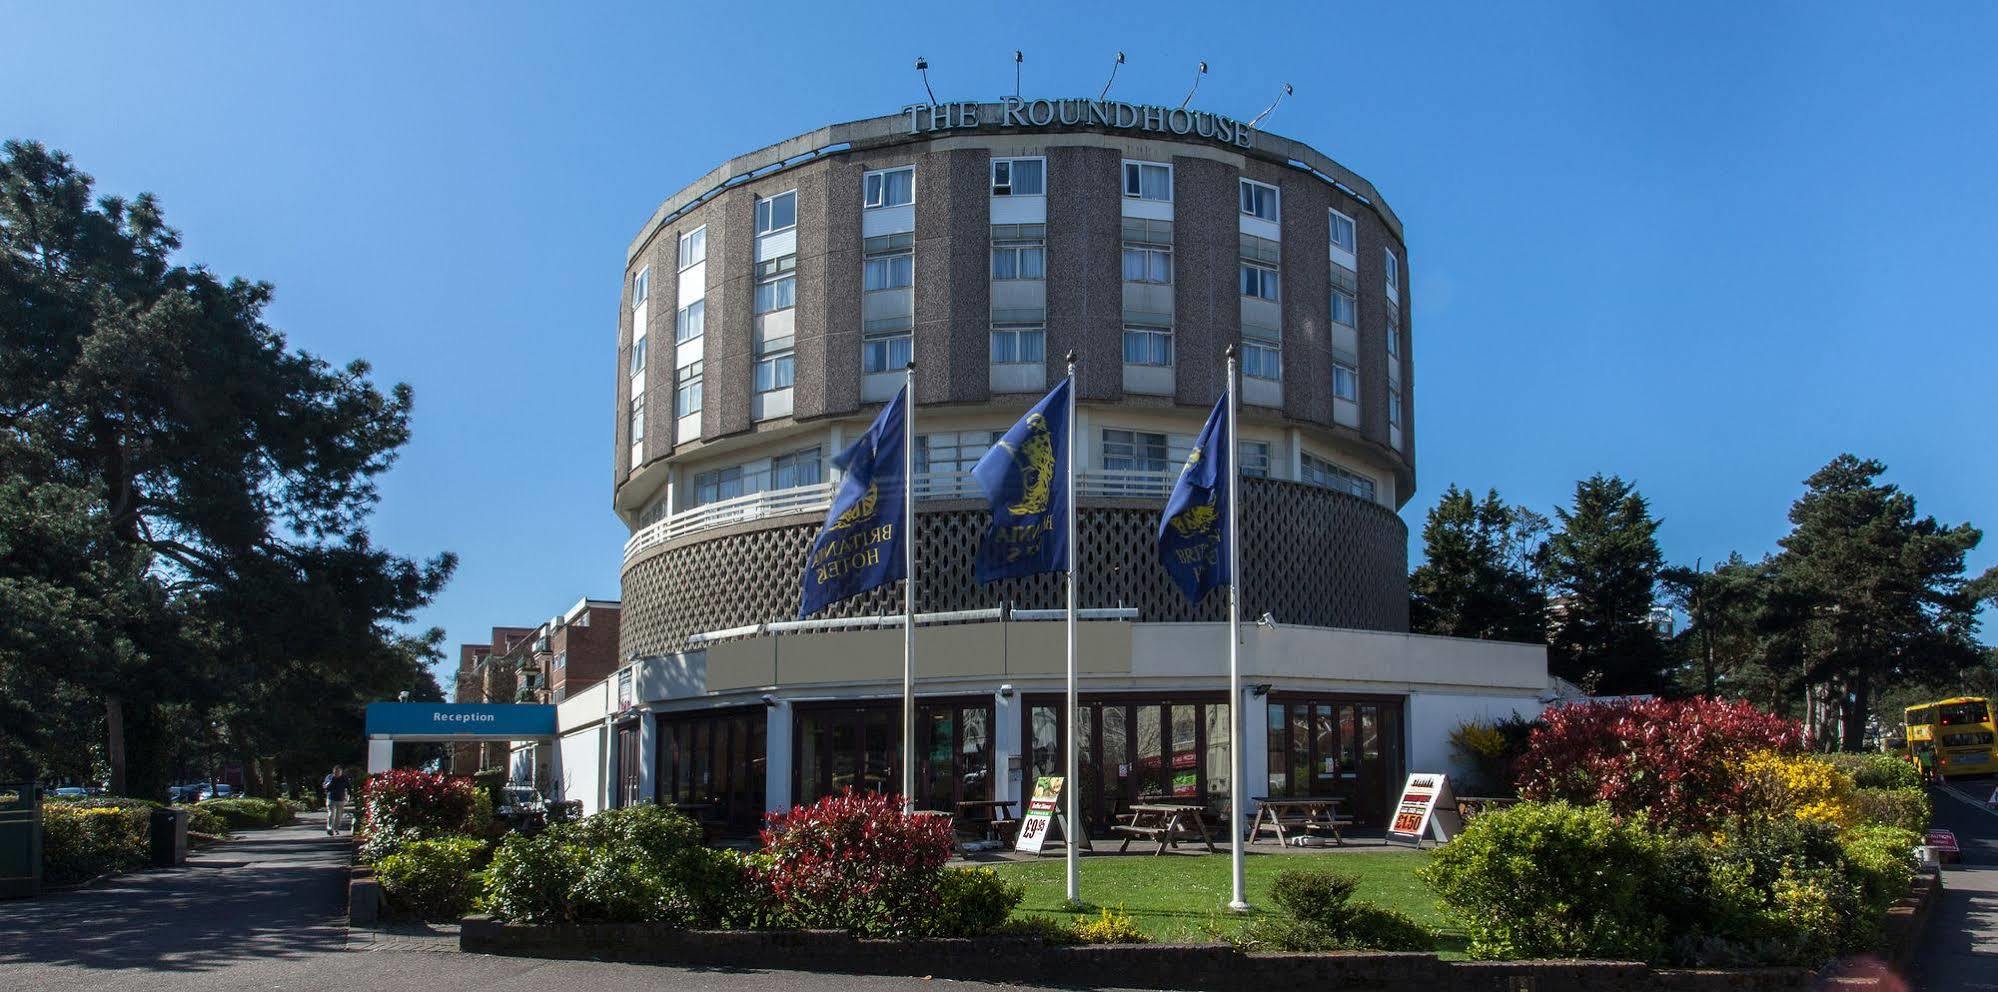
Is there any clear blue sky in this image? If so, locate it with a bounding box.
[7,2,1996,686]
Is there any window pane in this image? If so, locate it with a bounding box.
[992,248,1016,280]
[1021,246,1044,279]
[773,191,795,230]
[1332,290,1355,326]
[1204,703,1230,805]
[865,173,881,205]
[1011,159,1043,195]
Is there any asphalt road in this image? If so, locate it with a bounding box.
[1911,782,1998,992]
[0,813,1062,992]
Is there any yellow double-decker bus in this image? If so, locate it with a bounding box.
[1905,697,1998,777]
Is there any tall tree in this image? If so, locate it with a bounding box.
[0,139,453,795]
[1773,454,1996,750]
[1409,485,1550,642]
[1659,553,1782,698]
[1541,474,1668,694]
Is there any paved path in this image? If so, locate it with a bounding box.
[0,812,1068,992]
[1911,782,1998,992]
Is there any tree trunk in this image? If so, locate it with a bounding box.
[105,695,127,796]
[242,756,266,798]
[1842,677,1871,752]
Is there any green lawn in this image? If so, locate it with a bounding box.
[985,849,1466,953]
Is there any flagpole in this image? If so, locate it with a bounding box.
[1224,345,1249,913]
[1063,352,1081,907]
[902,361,917,811]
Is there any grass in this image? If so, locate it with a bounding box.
[985,849,1467,955]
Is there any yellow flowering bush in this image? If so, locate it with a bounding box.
[42,803,150,883]
[1737,750,1859,828]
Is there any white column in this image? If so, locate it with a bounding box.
[1242,688,1269,829]
[993,689,1021,805]
[764,699,793,815]
[365,739,393,775]
[638,710,659,803]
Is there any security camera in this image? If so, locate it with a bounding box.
[1256,612,1278,631]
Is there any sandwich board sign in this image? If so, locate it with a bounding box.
[1015,776,1065,853]
[1387,772,1462,846]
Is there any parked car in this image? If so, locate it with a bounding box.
[195,784,235,801]
[495,784,548,835]
[52,786,87,799]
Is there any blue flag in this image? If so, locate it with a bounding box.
[1157,395,1230,603]
[799,385,908,618]
[971,377,1071,582]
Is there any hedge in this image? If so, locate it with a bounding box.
[43,803,150,883]
[195,797,296,830]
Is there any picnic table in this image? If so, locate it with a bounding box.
[953,799,1020,842]
[1111,802,1218,855]
[1247,797,1351,846]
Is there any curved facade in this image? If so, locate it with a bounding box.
[615,102,1418,657]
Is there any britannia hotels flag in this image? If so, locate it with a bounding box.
[799,385,908,618]
[1156,394,1230,603]
[971,377,1071,583]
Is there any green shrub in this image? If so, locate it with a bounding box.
[1243,868,1434,952]
[42,804,150,883]
[181,805,230,837]
[922,867,1025,937]
[375,836,490,920]
[1826,753,1922,791]
[484,829,584,924]
[357,771,485,863]
[1852,788,1930,833]
[1071,907,1148,944]
[482,804,748,927]
[1421,801,1668,961]
[195,797,293,830]
[1840,825,1919,917]
[993,914,1081,944]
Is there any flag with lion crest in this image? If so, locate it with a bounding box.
[1157,394,1230,603]
[971,377,1072,582]
[798,384,908,617]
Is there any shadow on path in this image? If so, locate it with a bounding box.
[0,814,350,975]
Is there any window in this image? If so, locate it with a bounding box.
[1385,249,1400,297]
[675,299,705,343]
[1122,325,1172,366]
[755,190,797,235]
[1302,453,1376,501]
[864,249,914,291]
[863,331,912,373]
[755,349,794,392]
[1122,245,1171,284]
[1240,180,1279,222]
[1242,338,1280,381]
[1387,321,1401,359]
[864,167,914,208]
[1102,430,1170,473]
[992,239,1045,280]
[629,395,646,443]
[632,267,650,309]
[1333,362,1358,401]
[991,158,1044,196]
[554,652,566,670]
[755,256,796,314]
[916,431,1002,473]
[1240,262,1280,301]
[1328,210,1356,253]
[692,465,742,506]
[768,447,822,490]
[674,362,702,417]
[990,323,1045,364]
[1389,389,1403,427]
[630,335,647,376]
[1122,161,1171,201]
[677,227,706,269]
[1331,287,1356,326]
[1240,441,1271,479]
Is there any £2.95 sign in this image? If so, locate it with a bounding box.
[1014,776,1065,853]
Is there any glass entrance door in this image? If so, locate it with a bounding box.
[793,699,993,811]
[1263,696,1404,826]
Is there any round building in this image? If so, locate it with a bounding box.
[578,99,1550,836]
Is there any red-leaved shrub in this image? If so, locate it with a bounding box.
[1515,697,1806,833]
[357,770,485,862]
[759,789,955,936]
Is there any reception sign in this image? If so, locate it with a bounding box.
[1015,776,1065,853]
[364,702,557,740]
[1387,772,1462,845]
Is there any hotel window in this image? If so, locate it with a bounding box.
[554,652,566,670]
[1122,161,1171,201]
[1102,429,1170,473]
[990,323,1046,364]
[677,226,706,269]
[674,361,702,417]
[675,299,705,343]
[1385,249,1400,298]
[754,190,797,236]
[991,238,1045,280]
[1239,440,1271,479]
[754,255,796,314]
[1240,179,1280,222]
[863,246,914,292]
[1388,322,1401,360]
[991,157,1044,196]
[767,447,823,490]
[1389,389,1403,428]
[632,267,650,308]
[1331,286,1356,326]
[864,167,915,209]
[1240,261,1280,302]
[1328,210,1356,253]
[755,339,794,393]
[692,464,743,506]
[629,395,646,443]
[1302,453,1376,501]
[1122,324,1172,367]
[1333,361,1359,402]
[863,329,912,374]
[1122,244,1171,284]
[916,431,1002,474]
[1241,328,1280,381]
[629,335,647,376]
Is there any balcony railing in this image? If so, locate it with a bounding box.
[623,469,1183,562]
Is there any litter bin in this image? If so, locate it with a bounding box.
[0,783,40,899]
[149,806,190,868]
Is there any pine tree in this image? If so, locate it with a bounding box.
[1541,475,1668,694]
[1409,485,1549,642]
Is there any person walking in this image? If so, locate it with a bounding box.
[323,766,352,836]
